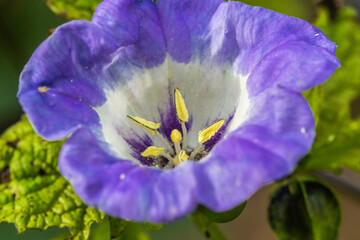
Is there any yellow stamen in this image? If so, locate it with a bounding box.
[170,129,182,143]
[127,115,161,136]
[38,86,49,93]
[141,146,164,158]
[174,88,189,122]
[198,119,225,144]
[173,150,189,167]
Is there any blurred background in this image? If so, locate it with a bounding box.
[0,0,359,239]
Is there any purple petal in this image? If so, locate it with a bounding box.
[155,0,223,62]
[93,0,167,67]
[19,88,101,140]
[18,21,114,140]
[207,2,340,95]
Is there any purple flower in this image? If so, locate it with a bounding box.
[18,0,339,223]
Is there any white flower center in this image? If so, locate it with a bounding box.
[95,55,250,167]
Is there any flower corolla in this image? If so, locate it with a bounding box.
[18,0,340,223]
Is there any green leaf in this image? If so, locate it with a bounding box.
[52,233,72,240]
[143,222,164,232]
[109,217,128,239]
[299,7,360,173]
[0,116,105,239]
[198,202,246,223]
[88,218,145,240]
[268,177,341,240]
[119,223,151,240]
[90,218,110,240]
[190,210,227,240]
[44,0,102,20]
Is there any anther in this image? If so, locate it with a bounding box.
[174,88,189,150]
[127,115,161,135]
[174,88,189,122]
[141,146,164,157]
[190,119,225,159]
[198,119,225,144]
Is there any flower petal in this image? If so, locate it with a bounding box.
[206,2,340,94]
[93,0,167,67]
[155,0,223,62]
[59,127,197,223]
[195,86,314,211]
[18,20,115,140]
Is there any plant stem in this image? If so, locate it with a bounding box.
[190,209,228,240]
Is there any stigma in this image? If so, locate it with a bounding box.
[128,88,225,169]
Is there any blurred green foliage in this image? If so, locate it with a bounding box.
[300,7,360,173]
[44,0,102,20]
[236,0,315,20]
[0,0,64,132]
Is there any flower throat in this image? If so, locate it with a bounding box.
[127,88,225,169]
